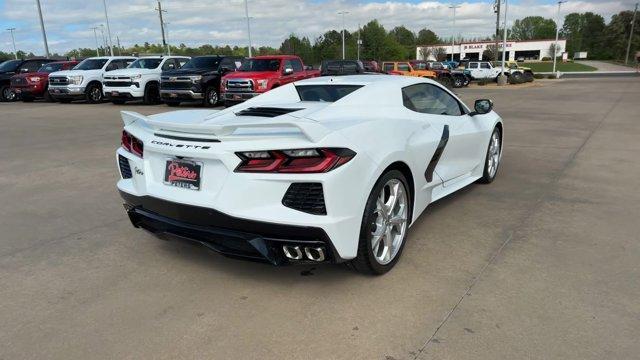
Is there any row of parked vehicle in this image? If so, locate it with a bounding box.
[0,55,532,107]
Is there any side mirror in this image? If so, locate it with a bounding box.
[471,99,493,116]
[20,68,30,73]
[220,66,232,73]
[283,67,294,75]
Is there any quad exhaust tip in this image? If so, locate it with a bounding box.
[282,245,326,262]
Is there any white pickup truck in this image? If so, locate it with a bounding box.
[48,56,137,103]
[103,56,190,105]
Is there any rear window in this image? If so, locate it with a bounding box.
[296,85,362,102]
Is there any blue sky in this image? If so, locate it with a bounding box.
[0,0,634,55]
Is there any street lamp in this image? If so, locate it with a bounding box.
[102,0,114,56]
[498,0,509,85]
[90,27,100,56]
[552,0,566,75]
[244,0,253,57]
[449,4,460,62]
[338,11,349,60]
[35,0,50,58]
[6,28,17,59]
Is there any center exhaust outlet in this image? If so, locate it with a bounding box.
[304,247,325,262]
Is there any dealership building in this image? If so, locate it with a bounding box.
[416,39,567,62]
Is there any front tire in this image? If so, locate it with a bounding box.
[1,85,16,102]
[351,170,411,275]
[143,83,160,105]
[452,75,464,88]
[204,87,219,107]
[85,83,103,103]
[478,127,502,184]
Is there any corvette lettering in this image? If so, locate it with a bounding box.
[151,140,211,150]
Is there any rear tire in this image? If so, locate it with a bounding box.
[438,76,453,88]
[85,83,103,103]
[351,170,411,275]
[509,72,524,84]
[452,75,464,88]
[524,72,534,82]
[478,127,502,184]
[143,83,160,105]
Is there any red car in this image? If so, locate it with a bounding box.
[11,60,79,102]
[221,55,319,107]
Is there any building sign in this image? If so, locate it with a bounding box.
[463,43,513,50]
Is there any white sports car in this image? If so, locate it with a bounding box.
[117,75,503,274]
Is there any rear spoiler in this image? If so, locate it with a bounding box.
[121,111,331,143]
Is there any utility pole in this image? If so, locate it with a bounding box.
[164,22,171,55]
[35,0,50,57]
[494,0,501,61]
[156,1,167,54]
[625,2,638,64]
[552,0,566,74]
[116,35,121,55]
[102,0,114,56]
[7,28,17,59]
[499,0,509,80]
[357,24,361,61]
[338,11,349,59]
[90,27,100,56]
[244,0,252,57]
[100,25,108,51]
[449,4,460,62]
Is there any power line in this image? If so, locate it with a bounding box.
[244,0,252,57]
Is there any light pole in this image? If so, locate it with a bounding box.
[449,5,460,62]
[102,0,114,56]
[357,24,361,60]
[164,22,171,56]
[156,1,167,54]
[625,3,638,65]
[498,0,509,84]
[90,27,100,56]
[100,25,108,51]
[552,0,566,74]
[338,11,349,59]
[35,0,50,57]
[244,0,253,57]
[7,28,17,59]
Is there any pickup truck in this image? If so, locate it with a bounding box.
[103,56,190,105]
[382,61,437,80]
[494,61,534,82]
[160,55,243,107]
[320,60,365,76]
[10,60,78,102]
[221,55,320,107]
[1,58,55,101]
[48,56,137,103]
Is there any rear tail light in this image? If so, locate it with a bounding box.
[121,130,144,158]
[235,148,355,173]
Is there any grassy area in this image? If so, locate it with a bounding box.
[525,62,597,72]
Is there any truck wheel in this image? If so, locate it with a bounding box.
[437,76,452,88]
[1,85,16,102]
[452,76,464,88]
[143,83,160,105]
[85,83,103,103]
[509,72,524,84]
[524,72,534,82]
[204,87,219,107]
[43,87,54,102]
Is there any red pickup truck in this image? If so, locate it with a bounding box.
[11,60,78,102]
[221,55,319,107]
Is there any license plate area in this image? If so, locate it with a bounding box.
[163,158,202,190]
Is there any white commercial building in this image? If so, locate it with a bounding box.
[416,39,567,62]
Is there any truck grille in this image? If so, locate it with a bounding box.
[226,79,253,92]
[160,78,192,90]
[282,183,326,215]
[11,77,25,86]
[49,76,69,86]
[105,81,133,87]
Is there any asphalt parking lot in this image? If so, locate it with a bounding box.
[1,78,639,359]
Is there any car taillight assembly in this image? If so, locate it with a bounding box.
[121,130,144,158]
[235,148,355,173]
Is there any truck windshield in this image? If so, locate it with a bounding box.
[295,85,362,102]
[74,59,109,70]
[240,59,281,72]
[38,63,65,73]
[129,58,162,69]
[181,57,221,70]
[0,60,21,72]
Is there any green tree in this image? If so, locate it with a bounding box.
[602,10,640,60]
[389,25,416,59]
[417,29,440,45]
[510,16,556,40]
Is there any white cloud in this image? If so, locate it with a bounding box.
[0,0,634,55]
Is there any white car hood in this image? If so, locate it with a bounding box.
[51,69,102,77]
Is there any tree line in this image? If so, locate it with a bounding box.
[1,10,638,64]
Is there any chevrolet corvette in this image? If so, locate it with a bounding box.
[117,75,503,274]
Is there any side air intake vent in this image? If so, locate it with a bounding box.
[235,107,304,118]
[282,183,326,215]
[118,154,132,179]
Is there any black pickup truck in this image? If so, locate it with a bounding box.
[0,58,54,101]
[160,55,242,107]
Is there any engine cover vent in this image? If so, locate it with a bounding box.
[235,107,304,118]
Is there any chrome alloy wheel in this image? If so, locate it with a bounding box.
[371,179,408,265]
[207,89,218,105]
[89,87,102,102]
[487,130,501,178]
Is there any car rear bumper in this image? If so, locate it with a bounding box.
[120,190,341,265]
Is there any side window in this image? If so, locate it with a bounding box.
[105,60,118,71]
[219,58,236,71]
[468,62,478,69]
[397,63,410,71]
[23,61,41,72]
[124,59,135,68]
[283,60,294,73]
[383,63,394,72]
[480,62,491,69]
[291,59,304,72]
[401,83,463,116]
[162,59,176,71]
[176,58,189,68]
